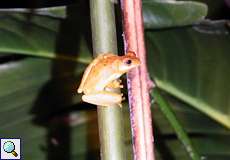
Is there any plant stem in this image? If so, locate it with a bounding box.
[120,0,155,159]
[90,0,126,160]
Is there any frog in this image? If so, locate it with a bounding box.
[77,51,140,107]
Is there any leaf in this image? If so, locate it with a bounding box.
[146,20,230,127]
[0,0,207,62]
[0,57,91,159]
[154,136,230,160]
[152,88,201,160]
[0,57,85,123]
[33,1,208,29]
[0,6,92,64]
[152,91,230,160]
[153,93,230,135]
[181,0,227,19]
[143,0,208,29]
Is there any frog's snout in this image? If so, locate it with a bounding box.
[134,58,141,66]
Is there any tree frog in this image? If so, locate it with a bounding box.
[77,51,140,107]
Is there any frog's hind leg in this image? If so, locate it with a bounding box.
[82,91,123,107]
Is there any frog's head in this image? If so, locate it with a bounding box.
[118,51,140,72]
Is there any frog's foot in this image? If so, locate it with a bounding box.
[82,91,123,107]
[107,79,123,89]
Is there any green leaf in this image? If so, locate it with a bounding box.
[0,57,89,159]
[32,1,208,29]
[153,93,230,135]
[143,1,208,29]
[0,1,207,61]
[180,0,226,18]
[0,6,67,18]
[152,91,230,160]
[152,88,201,160]
[146,20,230,128]
[0,10,92,63]
[0,57,84,116]
[155,136,230,160]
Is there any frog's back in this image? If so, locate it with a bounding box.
[78,54,112,92]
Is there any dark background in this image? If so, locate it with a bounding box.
[0,0,73,8]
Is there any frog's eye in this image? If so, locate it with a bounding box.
[124,59,132,65]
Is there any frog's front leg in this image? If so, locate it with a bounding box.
[82,91,123,107]
[106,79,123,89]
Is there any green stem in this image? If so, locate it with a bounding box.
[90,0,126,160]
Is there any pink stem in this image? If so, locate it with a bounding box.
[120,0,155,160]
